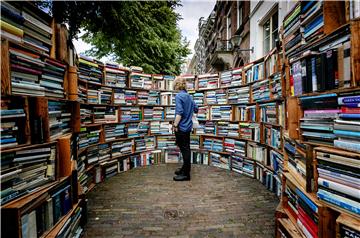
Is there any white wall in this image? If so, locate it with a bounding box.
[249,0,298,61]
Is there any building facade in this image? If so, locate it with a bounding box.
[190,0,251,74]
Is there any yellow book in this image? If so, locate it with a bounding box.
[79,58,98,68]
[0,20,23,37]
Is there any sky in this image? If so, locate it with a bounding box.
[73,0,216,62]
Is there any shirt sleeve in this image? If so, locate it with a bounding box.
[175,95,184,116]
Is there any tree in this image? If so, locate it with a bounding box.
[49,1,190,74]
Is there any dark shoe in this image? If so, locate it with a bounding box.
[174,167,183,175]
[173,174,190,181]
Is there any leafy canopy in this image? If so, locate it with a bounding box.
[49,1,190,74]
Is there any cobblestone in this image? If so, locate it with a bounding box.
[84,164,278,237]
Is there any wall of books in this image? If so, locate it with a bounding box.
[1,1,359,238]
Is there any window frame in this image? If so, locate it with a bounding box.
[262,10,278,55]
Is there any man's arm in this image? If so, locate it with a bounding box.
[174,95,183,132]
[174,114,182,127]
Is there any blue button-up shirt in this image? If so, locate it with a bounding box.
[175,90,198,132]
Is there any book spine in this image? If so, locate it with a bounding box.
[317,189,360,215]
[296,188,318,213]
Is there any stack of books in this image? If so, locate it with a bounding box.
[98,143,111,163]
[128,122,149,137]
[224,138,235,153]
[79,55,103,85]
[269,150,284,177]
[252,79,270,102]
[190,135,200,149]
[163,75,175,90]
[239,122,261,142]
[165,107,175,120]
[234,106,248,121]
[264,125,281,149]
[204,121,216,135]
[215,89,227,104]
[9,47,45,97]
[299,94,338,145]
[165,149,182,163]
[148,91,160,105]
[78,128,89,149]
[1,2,53,55]
[242,158,255,177]
[247,142,267,165]
[157,136,176,149]
[160,92,175,105]
[270,73,282,99]
[113,89,126,105]
[284,136,307,181]
[112,140,133,157]
[78,82,87,103]
[315,147,360,216]
[290,26,351,94]
[181,75,196,90]
[93,106,118,124]
[1,144,56,205]
[48,101,71,140]
[87,145,99,165]
[247,105,257,122]
[234,140,246,156]
[104,63,128,88]
[120,107,142,122]
[152,75,164,89]
[87,86,99,104]
[145,136,155,150]
[197,106,208,121]
[203,137,223,152]
[101,160,119,179]
[218,122,239,137]
[192,92,204,105]
[129,72,152,89]
[195,122,205,135]
[334,92,360,153]
[231,68,243,86]
[87,128,101,146]
[0,99,26,148]
[260,102,277,124]
[80,107,92,126]
[198,74,218,89]
[211,105,231,120]
[137,91,149,105]
[150,121,170,135]
[191,152,208,165]
[41,58,66,98]
[220,70,232,88]
[135,138,146,152]
[104,124,126,141]
[205,91,216,104]
[130,154,142,168]
[301,1,324,44]
[124,90,137,105]
[228,86,249,104]
[283,2,302,56]
[144,107,164,121]
[231,155,244,174]
[150,121,160,134]
[210,152,230,170]
[246,62,264,83]
[99,87,112,104]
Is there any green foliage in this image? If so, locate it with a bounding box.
[49,1,190,74]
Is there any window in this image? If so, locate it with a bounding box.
[226,9,231,50]
[263,10,278,55]
[237,2,243,29]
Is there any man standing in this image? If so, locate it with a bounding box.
[172,77,198,181]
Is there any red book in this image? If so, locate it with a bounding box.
[341,107,360,113]
[298,207,318,238]
[11,64,42,75]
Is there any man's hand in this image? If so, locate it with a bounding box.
[173,124,178,133]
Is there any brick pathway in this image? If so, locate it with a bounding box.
[84,164,278,238]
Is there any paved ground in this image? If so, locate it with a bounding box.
[84,164,279,238]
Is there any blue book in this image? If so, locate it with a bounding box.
[339,113,360,119]
[334,140,360,153]
[295,188,318,213]
[334,130,360,138]
[0,138,16,143]
[338,95,360,104]
[0,109,24,115]
[317,189,360,215]
[300,93,337,101]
